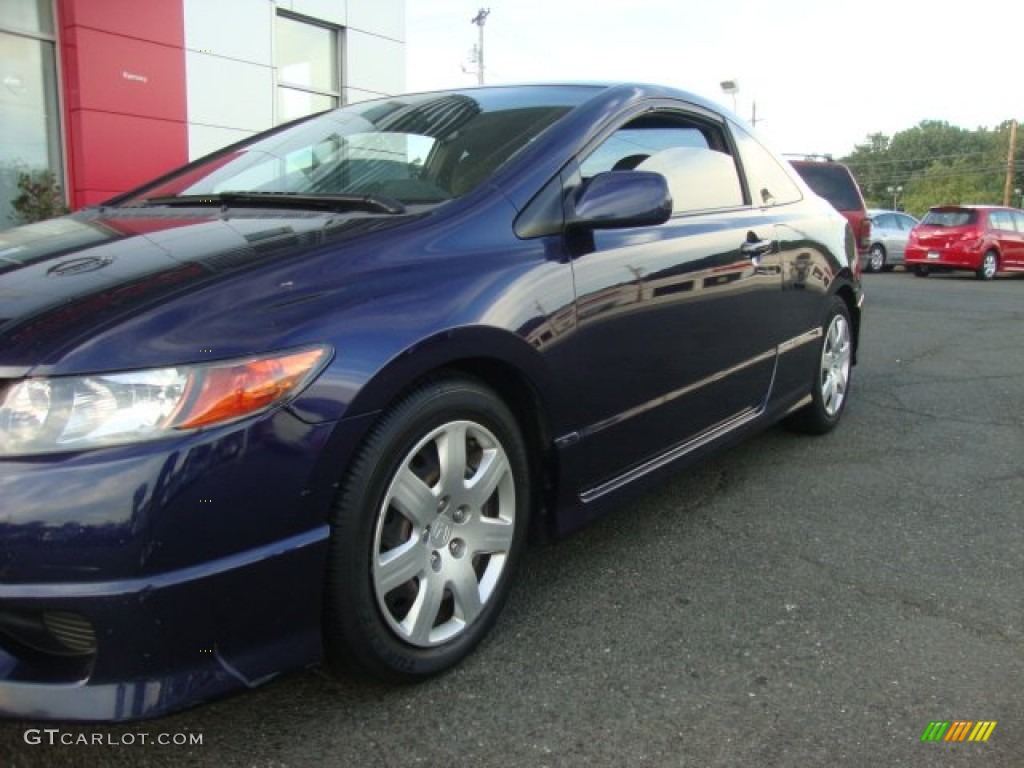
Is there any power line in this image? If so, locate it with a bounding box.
[845,149,1009,168]
[858,163,1024,186]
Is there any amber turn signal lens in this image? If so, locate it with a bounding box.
[175,347,329,430]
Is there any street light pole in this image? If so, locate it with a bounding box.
[1003,120,1017,206]
[720,79,739,114]
[471,8,490,86]
[887,185,903,210]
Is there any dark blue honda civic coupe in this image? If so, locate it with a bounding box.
[0,83,861,721]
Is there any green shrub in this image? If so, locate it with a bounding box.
[11,169,69,224]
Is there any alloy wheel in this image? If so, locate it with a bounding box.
[372,420,516,647]
[819,313,851,418]
[979,252,997,280]
[868,245,885,272]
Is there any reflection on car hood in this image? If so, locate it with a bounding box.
[0,207,411,370]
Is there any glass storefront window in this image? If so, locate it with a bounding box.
[275,14,340,124]
[1,0,62,229]
[277,88,336,124]
[0,0,55,35]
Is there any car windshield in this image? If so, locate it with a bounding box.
[120,86,595,207]
[921,209,977,227]
[791,164,862,211]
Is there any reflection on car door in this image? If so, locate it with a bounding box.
[564,112,784,493]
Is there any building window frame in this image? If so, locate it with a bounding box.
[272,9,343,125]
[0,0,67,223]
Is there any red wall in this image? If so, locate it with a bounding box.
[58,0,188,208]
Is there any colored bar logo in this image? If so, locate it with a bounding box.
[921,721,997,742]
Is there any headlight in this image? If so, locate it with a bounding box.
[0,346,331,456]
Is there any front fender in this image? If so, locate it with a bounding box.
[342,325,570,429]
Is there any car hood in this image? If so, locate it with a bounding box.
[0,207,412,373]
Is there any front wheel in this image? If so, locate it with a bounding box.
[323,375,531,681]
[976,251,998,280]
[786,297,853,435]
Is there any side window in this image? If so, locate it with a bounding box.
[580,112,744,214]
[898,214,916,231]
[730,123,802,207]
[875,213,895,229]
[1013,212,1024,232]
[580,124,709,177]
[989,211,1012,231]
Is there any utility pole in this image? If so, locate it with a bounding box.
[471,8,490,86]
[1003,119,1017,206]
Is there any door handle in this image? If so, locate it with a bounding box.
[740,238,774,258]
[741,233,774,271]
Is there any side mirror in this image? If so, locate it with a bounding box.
[567,171,672,231]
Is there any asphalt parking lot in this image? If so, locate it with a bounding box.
[1,271,1022,767]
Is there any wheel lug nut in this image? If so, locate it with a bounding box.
[449,539,465,558]
[437,496,450,513]
[453,506,468,524]
[430,551,442,571]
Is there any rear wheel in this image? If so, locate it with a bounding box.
[323,375,531,681]
[786,296,852,435]
[976,251,998,280]
[913,264,930,277]
[867,244,886,273]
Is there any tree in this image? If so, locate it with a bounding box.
[842,119,1021,217]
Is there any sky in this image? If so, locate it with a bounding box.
[405,0,1022,158]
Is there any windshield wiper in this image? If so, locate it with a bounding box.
[137,191,407,215]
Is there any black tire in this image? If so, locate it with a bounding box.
[785,296,852,435]
[913,264,930,277]
[976,250,998,280]
[866,244,886,273]
[882,264,895,273]
[323,375,531,682]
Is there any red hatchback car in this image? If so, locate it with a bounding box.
[905,205,1024,280]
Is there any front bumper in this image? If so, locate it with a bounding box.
[0,408,369,721]
[0,528,328,721]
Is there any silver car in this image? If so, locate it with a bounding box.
[866,209,919,272]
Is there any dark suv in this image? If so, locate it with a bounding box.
[789,157,871,271]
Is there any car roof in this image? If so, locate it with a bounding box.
[788,157,852,168]
[397,81,731,117]
[928,204,1012,211]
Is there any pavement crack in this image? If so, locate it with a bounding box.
[792,552,1021,648]
[859,395,1024,430]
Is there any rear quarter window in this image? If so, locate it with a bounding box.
[988,211,1015,231]
[896,214,918,231]
[731,124,802,206]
